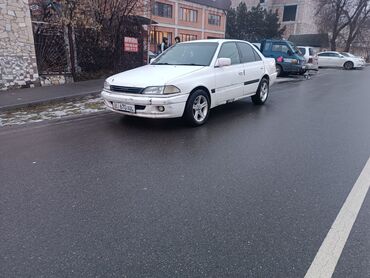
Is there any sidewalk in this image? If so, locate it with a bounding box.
[0,78,104,112]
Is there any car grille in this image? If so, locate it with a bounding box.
[110,85,144,94]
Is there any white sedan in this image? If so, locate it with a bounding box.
[318,51,366,70]
[102,39,277,126]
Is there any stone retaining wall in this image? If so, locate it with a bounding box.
[0,0,39,91]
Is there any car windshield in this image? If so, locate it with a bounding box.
[289,42,300,54]
[152,42,218,66]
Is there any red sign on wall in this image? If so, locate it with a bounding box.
[124,37,139,53]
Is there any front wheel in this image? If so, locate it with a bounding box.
[183,89,210,126]
[251,78,269,105]
[344,61,354,70]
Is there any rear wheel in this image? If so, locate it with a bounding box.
[251,78,269,105]
[276,64,283,77]
[184,89,210,126]
[344,61,354,70]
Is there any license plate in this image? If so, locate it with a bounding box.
[113,102,135,113]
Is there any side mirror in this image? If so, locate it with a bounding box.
[215,58,231,67]
[287,49,293,56]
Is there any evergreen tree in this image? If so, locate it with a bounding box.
[225,8,237,39]
[226,4,285,42]
[236,2,248,39]
[264,9,286,40]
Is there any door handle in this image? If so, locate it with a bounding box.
[238,71,244,76]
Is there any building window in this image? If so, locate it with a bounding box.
[180,34,197,42]
[151,30,173,49]
[153,2,172,18]
[208,14,221,26]
[283,5,297,22]
[179,7,198,22]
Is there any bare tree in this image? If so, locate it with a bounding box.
[343,0,370,51]
[316,0,351,50]
[316,0,370,51]
[88,0,145,69]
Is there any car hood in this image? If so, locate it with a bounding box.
[107,65,205,87]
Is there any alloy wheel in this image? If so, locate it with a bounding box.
[260,81,269,102]
[192,95,208,122]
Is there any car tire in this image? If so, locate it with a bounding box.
[276,64,283,77]
[184,89,210,126]
[344,61,354,70]
[251,78,269,105]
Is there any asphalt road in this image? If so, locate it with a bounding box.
[1,68,370,277]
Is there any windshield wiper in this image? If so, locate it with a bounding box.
[175,63,205,66]
[153,62,171,65]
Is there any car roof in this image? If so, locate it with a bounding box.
[318,51,339,54]
[180,39,253,44]
[262,39,294,44]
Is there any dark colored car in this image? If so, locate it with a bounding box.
[260,39,306,76]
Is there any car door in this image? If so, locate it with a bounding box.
[214,42,245,104]
[237,42,265,95]
[332,53,344,67]
[318,53,330,67]
[326,52,341,67]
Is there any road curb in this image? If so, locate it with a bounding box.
[0,90,101,113]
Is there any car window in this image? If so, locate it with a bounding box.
[263,42,272,52]
[319,53,330,57]
[218,42,240,65]
[309,48,315,56]
[152,42,218,66]
[237,43,256,63]
[298,48,306,55]
[253,49,262,61]
[272,44,289,54]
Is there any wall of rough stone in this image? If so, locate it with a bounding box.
[0,0,39,91]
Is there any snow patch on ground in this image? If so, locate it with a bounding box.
[0,96,106,126]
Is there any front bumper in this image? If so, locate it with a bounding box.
[101,90,188,118]
[354,61,366,68]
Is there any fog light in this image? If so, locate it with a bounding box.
[158,106,165,112]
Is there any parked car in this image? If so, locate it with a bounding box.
[318,51,366,69]
[260,39,306,77]
[298,46,319,71]
[102,39,277,126]
[340,52,366,65]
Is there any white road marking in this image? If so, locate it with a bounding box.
[305,157,370,278]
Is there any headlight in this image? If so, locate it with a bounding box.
[142,85,180,95]
[104,81,110,90]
